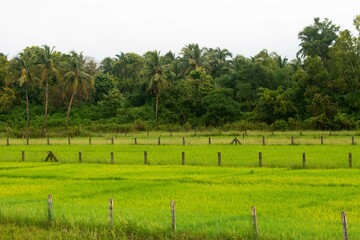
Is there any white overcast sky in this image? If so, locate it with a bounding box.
[1,0,359,61]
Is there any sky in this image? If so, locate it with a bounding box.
[1,0,359,61]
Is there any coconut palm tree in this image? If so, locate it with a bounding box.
[37,45,60,137]
[181,43,210,74]
[8,50,39,138]
[62,51,93,134]
[144,50,171,119]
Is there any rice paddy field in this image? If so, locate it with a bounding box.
[0,131,359,239]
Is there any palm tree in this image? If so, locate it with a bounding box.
[144,50,171,119]
[62,51,93,134]
[37,45,60,137]
[8,50,39,138]
[181,43,210,74]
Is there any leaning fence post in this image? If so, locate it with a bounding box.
[171,200,176,232]
[48,194,53,222]
[22,151,25,162]
[109,198,114,225]
[342,211,348,240]
[258,152,262,167]
[218,152,221,166]
[251,206,259,240]
[182,152,185,165]
[302,152,306,168]
[348,153,352,169]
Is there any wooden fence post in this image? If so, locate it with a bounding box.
[134,137,137,145]
[144,151,148,164]
[218,152,221,166]
[208,137,211,145]
[262,136,265,146]
[22,151,25,162]
[158,137,161,145]
[302,152,306,168]
[321,136,324,145]
[342,211,348,240]
[109,198,114,225]
[352,136,355,145]
[111,137,114,145]
[251,206,259,240]
[291,136,294,145]
[26,138,29,145]
[48,194,53,222]
[111,152,114,164]
[47,138,50,145]
[349,153,352,169]
[182,137,185,146]
[258,152,262,167]
[182,152,185,165]
[89,138,92,145]
[171,200,176,232]
[6,138,9,146]
[68,138,71,145]
[79,152,82,163]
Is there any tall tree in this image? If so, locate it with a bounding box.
[37,45,60,137]
[62,51,94,134]
[8,50,39,137]
[144,50,171,119]
[181,43,210,74]
[297,17,340,61]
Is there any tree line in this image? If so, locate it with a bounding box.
[0,16,360,137]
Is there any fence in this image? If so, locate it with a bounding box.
[0,134,358,146]
[15,150,358,169]
[5,194,344,240]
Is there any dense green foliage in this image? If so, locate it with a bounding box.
[1,16,360,136]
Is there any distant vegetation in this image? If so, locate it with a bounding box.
[1,16,360,137]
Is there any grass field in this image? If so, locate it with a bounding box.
[0,132,359,239]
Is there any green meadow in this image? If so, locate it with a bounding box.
[0,132,359,239]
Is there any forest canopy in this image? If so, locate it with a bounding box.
[1,16,360,137]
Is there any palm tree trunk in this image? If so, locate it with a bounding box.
[155,94,159,119]
[42,78,48,137]
[66,90,76,135]
[25,86,30,138]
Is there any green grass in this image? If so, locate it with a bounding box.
[0,144,358,169]
[0,163,359,239]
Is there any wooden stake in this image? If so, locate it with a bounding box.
[321,136,324,145]
[302,152,306,168]
[171,200,176,232]
[262,136,265,146]
[22,151,25,162]
[144,151,148,164]
[79,152,82,163]
[89,137,91,145]
[109,198,114,225]
[182,137,185,146]
[111,137,114,145]
[47,138,50,145]
[134,137,137,145]
[349,153,352,169]
[182,152,185,165]
[218,152,221,166]
[48,194,53,222]
[342,211,348,240]
[158,137,161,145]
[111,152,114,164]
[291,136,294,145]
[26,138,29,145]
[68,137,71,145]
[252,206,259,240]
[6,138,9,146]
[208,137,211,145]
[258,152,262,167]
[352,136,355,145]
